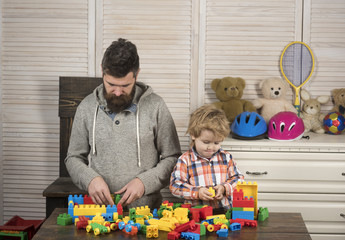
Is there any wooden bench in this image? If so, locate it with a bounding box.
[43,76,179,217]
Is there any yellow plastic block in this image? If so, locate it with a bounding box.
[122,216,130,224]
[147,219,175,232]
[89,213,105,225]
[208,187,215,197]
[173,207,189,224]
[73,205,107,216]
[162,210,173,218]
[243,208,254,212]
[136,206,151,216]
[113,212,118,221]
[237,181,258,219]
[206,214,226,220]
[146,225,159,238]
[136,217,145,225]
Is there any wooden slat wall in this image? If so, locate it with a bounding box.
[1,0,89,222]
[303,0,345,111]
[98,0,194,150]
[203,0,301,105]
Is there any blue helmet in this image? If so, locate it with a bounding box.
[231,112,267,140]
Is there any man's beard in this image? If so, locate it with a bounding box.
[103,86,135,113]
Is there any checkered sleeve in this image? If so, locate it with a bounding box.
[169,154,199,200]
[222,153,244,197]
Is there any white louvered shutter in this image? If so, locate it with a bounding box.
[303,0,345,112]
[202,0,302,106]
[1,0,90,221]
[98,0,194,151]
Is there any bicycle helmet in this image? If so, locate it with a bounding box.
[231,112,267,140]
[268,111,305,141]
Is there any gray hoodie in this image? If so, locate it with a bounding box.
[65,81,181,208]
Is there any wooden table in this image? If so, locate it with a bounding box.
[32,208,311,240]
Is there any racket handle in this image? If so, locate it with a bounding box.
[294,104,300,116]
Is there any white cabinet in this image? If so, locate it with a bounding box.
[222,133,345,240]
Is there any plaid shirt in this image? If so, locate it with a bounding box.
[169,147,243,209]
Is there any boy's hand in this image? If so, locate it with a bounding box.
[198,187,214,201]
[214,185,225,200]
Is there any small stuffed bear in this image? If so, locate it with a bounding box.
[253,77,297,123]
[211,76,256,123]
[300,89,330,133]
[331,88,345,117]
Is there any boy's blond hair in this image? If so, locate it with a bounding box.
[187,104,230,146]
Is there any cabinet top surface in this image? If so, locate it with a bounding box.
[223,132,345,152]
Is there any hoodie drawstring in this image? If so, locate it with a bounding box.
[91,104,99,159]
[136,105,141,167]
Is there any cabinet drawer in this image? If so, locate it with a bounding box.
[232,151,345,194]
[259,193,345,234]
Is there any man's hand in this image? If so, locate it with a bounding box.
[214,185,225,200]
[198,187,214,201]
[115,178,145,206]
[88,176,114,205]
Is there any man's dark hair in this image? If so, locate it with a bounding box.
[101,38,140,78]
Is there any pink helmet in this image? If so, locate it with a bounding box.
[268,111,305,141]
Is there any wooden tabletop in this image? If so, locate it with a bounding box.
[32,208,311,240]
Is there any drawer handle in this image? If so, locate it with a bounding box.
[246,171,268,176]
[342,173,345,176]
[341,213,345,218]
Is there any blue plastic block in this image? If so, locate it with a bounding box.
[230,222,241,231]
[181,232,200,240]
[216,229,229,237]
[232,210,254,220]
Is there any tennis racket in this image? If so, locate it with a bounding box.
[280,41,315,114]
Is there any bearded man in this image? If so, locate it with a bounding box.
[65,38,181,209]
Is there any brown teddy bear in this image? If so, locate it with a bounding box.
[300,89,330,133]
[211,76,256,123]
[252,77,297,123]
[331,88,345,117]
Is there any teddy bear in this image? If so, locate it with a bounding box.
[300,89,330,133]
[330,88,345,117]
[252,77,297,123]
[211,76,256,123]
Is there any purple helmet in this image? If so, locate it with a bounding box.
[268,111,305,141]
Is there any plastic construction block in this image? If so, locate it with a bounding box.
[199,206,213,220]
[57,213,73,226]
[73,205,107,216]
[189,208,201,223]
[167,231,180,240]
[230,222,241,231]
[68,194,84,205]
[75,216,90,229]
[136,206,151,216]
[232,210,254,220]
[0,215,45,240]
[231,219,257,228]
[174,220,196,233]
[181,232,200,240]
[117,203,123,216]
[181,203,192,209]
[208,187,215,197]
[83,195,94,204]
[258,207,269,221]
[173,207,189,224]
[233,189,244,200]
[233,196,255,208]
[216,228,229,237]
[146,225,159,238]
[0,230,28,240]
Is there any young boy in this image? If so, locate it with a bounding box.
[170,104,243,210]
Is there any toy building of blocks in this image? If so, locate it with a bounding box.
[57,213,73,226]
[232,188,255,220]
[0,215,44,240]
[236,181,258,218]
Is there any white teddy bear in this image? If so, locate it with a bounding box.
[300,89,330,133]
[252,77,297,123]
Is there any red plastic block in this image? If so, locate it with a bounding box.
[76,216,89,229]
[189,208,200,222]
[199,206,213,220]
[174,220,195,233]
[233,189,244,200]
[233,196,254,208]
[83,195,94,204]
[181,204,191,209]
[230,218,257,228]
[117,203,123,216]
[167,231,181,240]
[0,216,45,240]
